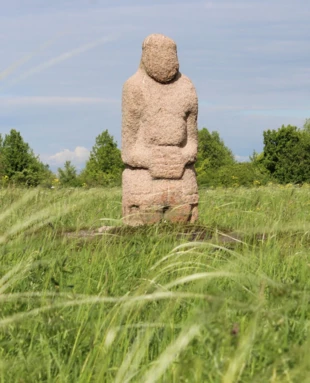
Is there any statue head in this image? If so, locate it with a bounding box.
[140,34,179,83]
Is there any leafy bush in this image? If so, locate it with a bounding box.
[0,130,52,187]
[80,130,123,187]
[261,124,310,184]
[58,161,82,187]
[197,162,271,187]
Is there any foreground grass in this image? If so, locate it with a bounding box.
[0,186,310,382]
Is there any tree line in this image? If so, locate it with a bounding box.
[1,120,310,188]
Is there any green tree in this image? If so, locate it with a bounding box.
[302,118,310,135]
[1,129,52,186]
[195,128,235,185]
[80,130,123,186]
[214,162,271,187]
[58,161,80,187]
[0,134,4,179]
[261,124,310,184]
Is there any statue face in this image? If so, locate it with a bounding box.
[141,34,179,83]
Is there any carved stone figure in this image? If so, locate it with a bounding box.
[122,34,199,226]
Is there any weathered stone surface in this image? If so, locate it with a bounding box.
[122,33,199,226]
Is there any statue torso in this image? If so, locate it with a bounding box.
[134,71,195,148]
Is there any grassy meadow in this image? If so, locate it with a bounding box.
[0,185,310,382]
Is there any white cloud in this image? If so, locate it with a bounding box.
[235,155,250,162]
[0,33,63,81]
[204,1,252,11]
[2,34,118,90]
[46,146,90,166]
[1,96,118,107]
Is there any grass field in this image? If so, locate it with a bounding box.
[0,185,310,382]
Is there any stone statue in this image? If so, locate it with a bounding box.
[121,33,199,226]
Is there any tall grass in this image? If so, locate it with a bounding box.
[0,185,310,382]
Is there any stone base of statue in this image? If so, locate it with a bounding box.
[122,166,198,226]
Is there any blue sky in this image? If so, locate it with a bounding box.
[1,0,310,169]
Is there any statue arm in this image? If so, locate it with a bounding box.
[182,91,198,165]
[121,80,150,169]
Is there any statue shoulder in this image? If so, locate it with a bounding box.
[123,71,144,95]
[179,74,197,94]
[178,73,198,110]
[122,72,145,110]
